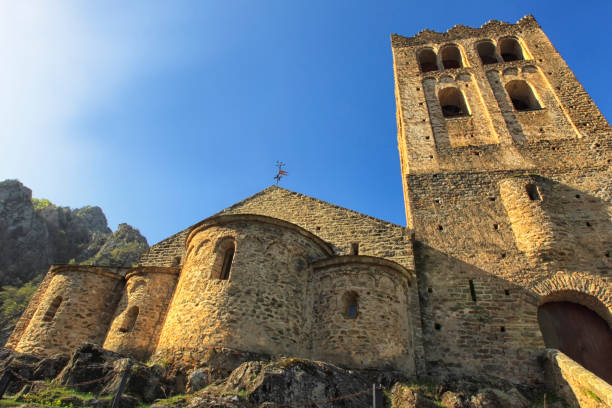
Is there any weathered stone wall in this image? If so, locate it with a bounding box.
[311,256,415,374]
[545,349,612,408]
[217,186,425,373]
[139,230,189,267]
[393,15,611,385]
[103,266,179,360]
[392,15,609,176]
[154,215,332,366]
[14,265,124,356]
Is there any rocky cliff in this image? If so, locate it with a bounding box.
[0,179,149,340]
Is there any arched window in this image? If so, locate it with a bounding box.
[417,49,438,73]
[42,296,62,322]
[499,38,524,62]
[119,306,139,333]
[220,244,234,280]
[438,87,469,118]
[505,80,541,111]
[440,45,463,69]
[476,41,498,64]
[342,291,359,319]
[525,183,541,201]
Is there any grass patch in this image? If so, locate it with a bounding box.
[10,385,105,407]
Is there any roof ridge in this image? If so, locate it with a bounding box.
[254,185,408,230]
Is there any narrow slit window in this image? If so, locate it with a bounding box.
[439,87,469,118]
[505,80,541,111]
[499,38,524,62]
[525,183,541,201]
[469,280,477,302]
[350,243,359,255]
[476,41,498,64]
[220,245,235,280]
[342,291,359,319]
[42,296,62,322]
[418,49,438,73]
[118,306,139,333]
[440,45,463,69]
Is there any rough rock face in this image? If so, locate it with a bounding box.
[199,358,372,408]
[0,179,149,286]
[0,179,149,343]
[0,180,49,286]
[83,223,148,267]
[0,345,548,408]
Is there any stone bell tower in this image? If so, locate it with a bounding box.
[391,15,612,384]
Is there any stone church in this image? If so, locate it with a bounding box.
[6,15,612,391]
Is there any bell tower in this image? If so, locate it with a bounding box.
[391,15,612,384]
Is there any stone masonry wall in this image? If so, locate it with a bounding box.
[393,15,611,385]
[545,349,612,408]
[14,265,124,356]
[311,257,415,374]
[103,266,179,361]
[155,216,331,367]
[391,15,609,177]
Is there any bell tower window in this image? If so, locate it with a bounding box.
[439,87,469,118]
[418,49,438,73]
[499,38,524,62]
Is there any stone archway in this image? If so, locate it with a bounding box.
[530,273,612,384]
[538,299,612,384]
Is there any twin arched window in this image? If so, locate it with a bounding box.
[439,87,469,118]
[418,45,463,73]
[477,38,525,64]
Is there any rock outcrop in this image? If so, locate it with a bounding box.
[0,179,149,343]
[0,345,550,408]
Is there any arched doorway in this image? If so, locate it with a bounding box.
[538,301,612,384]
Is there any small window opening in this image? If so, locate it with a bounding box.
[500,326,506,332]
[418,49,438,73]
[605,251,610,258]
[434,323,441,330]
[427,287,433,293]
[493,224,499,230]
[440,45,463,69]
[350,243,359,255]
[439,87,469,118]
[499,38,524,62]
[476,41,498,64]
[469,280,477,302]
[504,289,510,296]
[506,80,541,111]
[220,245,235,280]
[438,225,444,231]
[342,291,359,319]
[42,296,62,322]
[586,222,592,227]
[525,183,541,201]
[489,197,496,201]
[118,306,139,333]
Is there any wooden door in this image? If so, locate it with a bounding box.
[538,301,612,384]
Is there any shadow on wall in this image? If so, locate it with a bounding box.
[413,175,612,389]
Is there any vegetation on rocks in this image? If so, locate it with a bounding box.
[0,179,149,345]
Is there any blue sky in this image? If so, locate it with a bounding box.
[1,1,610,244]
